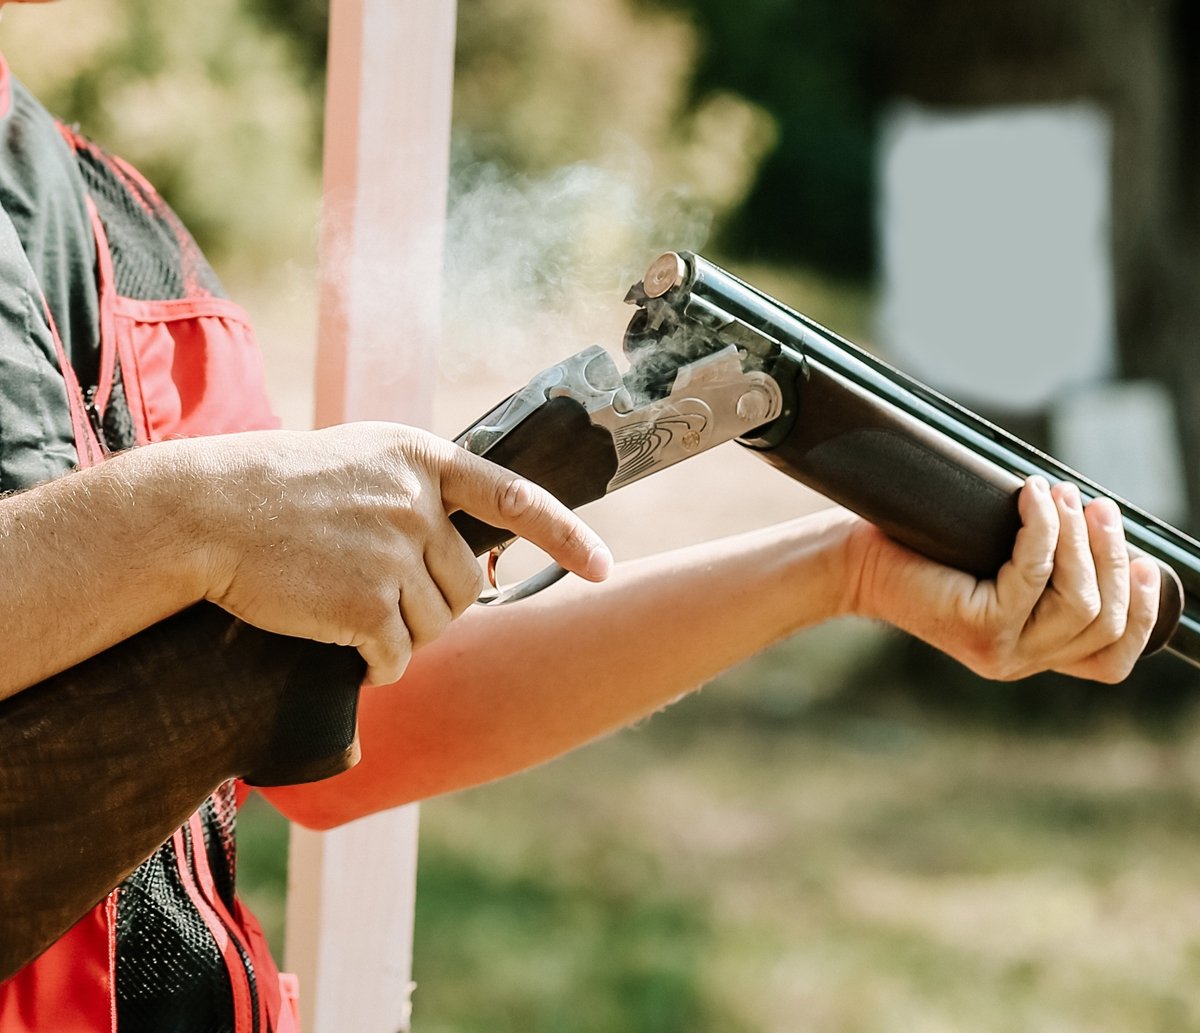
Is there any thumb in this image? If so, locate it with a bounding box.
[438,444,613,582]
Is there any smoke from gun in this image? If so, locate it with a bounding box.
[440,149,714,384]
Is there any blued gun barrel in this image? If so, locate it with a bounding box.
[625,251,1194,664]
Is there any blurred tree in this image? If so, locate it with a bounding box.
[441,0,778,380]
[0,0,321,273]
[448,0,775,234]
[243,0,329,92]
[135,0,777,275]
[638,0,879,277]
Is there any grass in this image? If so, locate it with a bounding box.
[236,623,1200,1031]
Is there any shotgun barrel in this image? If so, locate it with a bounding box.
[625,251,1195,664]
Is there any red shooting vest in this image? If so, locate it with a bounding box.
[0,126,300,1033]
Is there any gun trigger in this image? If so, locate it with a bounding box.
[476,546,569,607]
[485,540,513,591]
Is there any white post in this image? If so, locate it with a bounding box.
[285,2,457,1031]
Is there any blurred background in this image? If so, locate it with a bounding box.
[6,0,1200,1028]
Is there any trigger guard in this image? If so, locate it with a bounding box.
[475,562,569,606]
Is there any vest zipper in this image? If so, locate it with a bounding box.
[83,385,110,454]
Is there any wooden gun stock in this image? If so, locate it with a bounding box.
[0,395,617,982]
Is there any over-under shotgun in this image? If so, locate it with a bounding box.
[2,251,1195,980]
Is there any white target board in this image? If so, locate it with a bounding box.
[878,103,1115,413]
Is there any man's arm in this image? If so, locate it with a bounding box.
[264,476,1160,829]
[0,422,611,701]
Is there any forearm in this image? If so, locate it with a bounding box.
[0,444,208,699]
[266,476,1163,829]
[264,506,858,828]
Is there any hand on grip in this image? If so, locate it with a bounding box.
[193,424,611,687]
[1017,480,1175,677]
[848,476,1167,682]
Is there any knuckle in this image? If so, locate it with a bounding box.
[1019,556,1055,588]
[973,658,1017,682]
[1083,654,1133,686]
[395,546,422,587]
[1102,537,1128,565]
[965,632,997,667]
[1098,666,1129,686]
[433,605,453,638]
[361,588,399,630]
[410,609,451,650]
[386,651,414,685]
[470,561,487,596]
[365,625,412,686]
[496,477,538,523]
[556,519,588,558]
[963,635,1010,681]
[967,652,999,679]
[390,548,429,587]
[372,655,408,687]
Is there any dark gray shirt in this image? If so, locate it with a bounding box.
[0,63,100,490]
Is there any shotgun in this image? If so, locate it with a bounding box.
[1,251,1194,980]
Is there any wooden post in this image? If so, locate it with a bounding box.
[285,2,457,1031]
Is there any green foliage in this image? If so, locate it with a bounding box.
[450,0,777,233]
[0,0,322,272]
[638,0,878,274]
[407,668,1200,1031]
[413,840,749,1033]
[234,794,291,951]
[849,636,1200,737]
[242,0,329,90]
[1,0,793,276]
[234,622,1200,1031]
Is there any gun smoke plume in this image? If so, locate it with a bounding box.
[308,145,718,429]
[440,150,714,385]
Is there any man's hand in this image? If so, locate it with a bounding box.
[176,423,612,686]
[845,476,1161,683]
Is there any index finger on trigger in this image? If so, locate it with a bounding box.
[441,448,613,582]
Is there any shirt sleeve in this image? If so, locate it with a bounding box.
[0,206,82,492]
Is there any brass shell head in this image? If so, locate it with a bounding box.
[642,252,687,299]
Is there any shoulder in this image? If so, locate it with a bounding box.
[57,123,228,302]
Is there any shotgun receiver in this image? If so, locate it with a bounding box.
[1,251,1195,980]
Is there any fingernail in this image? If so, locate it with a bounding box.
[586,544,613,581]
[1028,475,1050,496]
[1093,498,1120,528]
[1061,483,1081,510]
